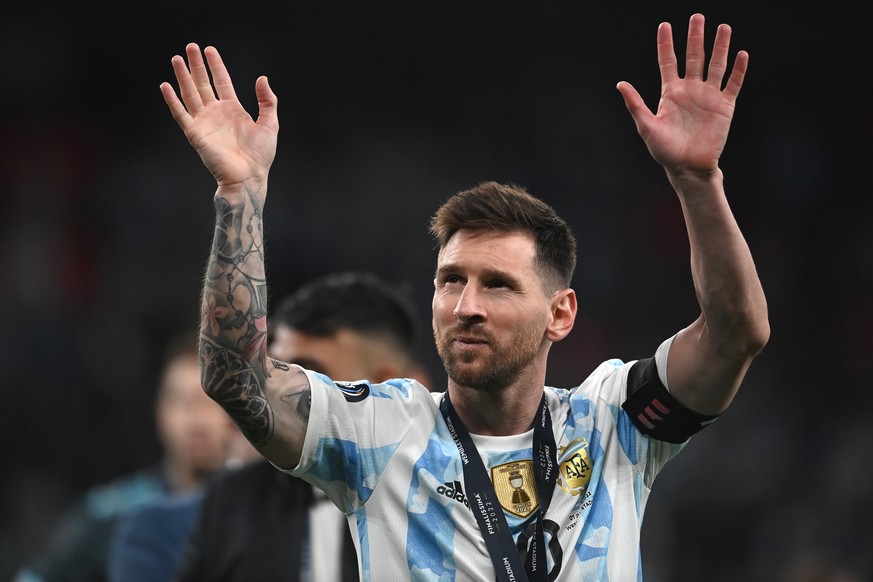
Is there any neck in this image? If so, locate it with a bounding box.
[163,459,210,492]
[447,379,544,436]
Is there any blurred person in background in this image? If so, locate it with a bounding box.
[106,272,430,582]
[14,335,237,582]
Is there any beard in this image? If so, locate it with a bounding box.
[434,321,543,392]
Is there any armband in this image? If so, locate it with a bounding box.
[621,358,719,443]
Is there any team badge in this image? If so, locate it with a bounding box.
[333,381,370,402]
[557,438,593,495]
[491,461,539,518]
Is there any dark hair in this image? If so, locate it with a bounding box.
[429,181,577,289]
[272,272,419,358]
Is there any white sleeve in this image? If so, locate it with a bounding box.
[282,367,432,514]
[654,334,676,392]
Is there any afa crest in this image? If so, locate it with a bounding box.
[558,438,593,496]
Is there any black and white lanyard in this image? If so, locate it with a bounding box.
[440,391,557,582]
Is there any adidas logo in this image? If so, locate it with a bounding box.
[436,481,469,507]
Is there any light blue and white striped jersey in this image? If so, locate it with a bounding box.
[288,338,685,581]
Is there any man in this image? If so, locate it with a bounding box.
[108,272,428,581]
[15,336,235,582]
[105,416,259,582]
[160,12,769,580]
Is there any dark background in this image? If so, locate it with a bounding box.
[2,2,871,580]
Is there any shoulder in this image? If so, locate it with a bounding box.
[308,369,434,405]
[566,358,630,397]
[84,467,169,519]
[121,490,203,534]
[145,490,203,517]
[362,377,435,403]
[587,358,628,381]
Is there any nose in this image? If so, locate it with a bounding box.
[453,284,485,322]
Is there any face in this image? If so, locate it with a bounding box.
[155,354,234,475]
[271,325,377,381]
[432,229,555,392]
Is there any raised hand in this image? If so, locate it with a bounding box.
[160,44,279,189]
[616,13,747,180]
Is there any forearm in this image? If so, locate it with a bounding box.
[198,182,272,446]
[671,170,770,358]
[197,182,310,468]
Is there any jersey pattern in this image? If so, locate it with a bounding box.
[289,357,686,581]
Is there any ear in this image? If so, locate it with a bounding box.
[546,288,577,342]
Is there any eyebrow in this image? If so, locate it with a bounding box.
[435,264,525,288]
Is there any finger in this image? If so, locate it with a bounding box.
[204,46,239,103]
[254,76,279,133]
[159,81,193,133]
[723,50,749,101]
[171,50,204,114]
[706,23,732,88]
[657,22,679,84]
[616,81,654,137]
[185,43,217,104]
[685,13,706,80]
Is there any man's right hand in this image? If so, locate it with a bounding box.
[160,43,279,192]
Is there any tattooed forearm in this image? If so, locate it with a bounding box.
[198,187,273,445]
[199,336,273,447]
[210,196,265,268]
[200,190,268,358]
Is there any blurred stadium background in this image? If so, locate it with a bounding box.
[2,1,870,580]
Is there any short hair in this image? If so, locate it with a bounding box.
[429,181,577,289]
[272,272,419,359]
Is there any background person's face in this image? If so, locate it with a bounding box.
[271,325,374,381]
[155,355,234,474]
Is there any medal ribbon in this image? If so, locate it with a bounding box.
[440,391,557,582]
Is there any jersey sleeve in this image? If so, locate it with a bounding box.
[622,334,720,443]
[285,367,432,515]
[571,338,689,490]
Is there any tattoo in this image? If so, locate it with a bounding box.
[212,197,265,266]
[199,337,273,447]
[280,369,312,421]
[198,189,273,446]
[202,196,266,318]
[271,358,290,371]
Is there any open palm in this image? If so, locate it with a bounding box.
[617,14,748,177]
[160,44,278,188]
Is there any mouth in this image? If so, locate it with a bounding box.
[451,335,488,348]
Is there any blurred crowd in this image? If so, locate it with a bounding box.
[2,2,871,581]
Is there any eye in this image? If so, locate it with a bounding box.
[486,278,510,289]
[434,269,464,287]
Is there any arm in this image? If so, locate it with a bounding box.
[160,44,308,468]
[616,13,770,415]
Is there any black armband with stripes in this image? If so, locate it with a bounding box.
[621,357,719,443]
